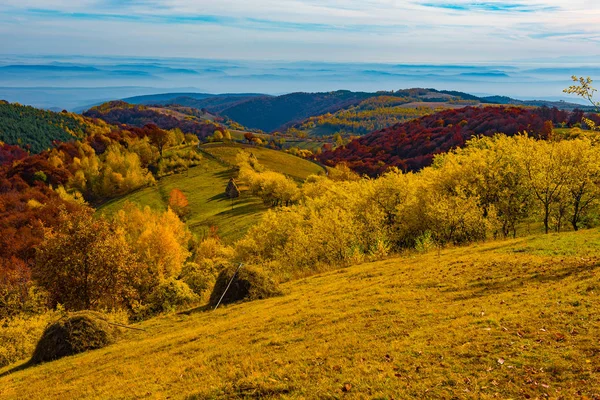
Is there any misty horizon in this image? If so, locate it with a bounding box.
[0,54,597,111]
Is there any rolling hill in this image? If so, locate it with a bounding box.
[125,88,495,133]
[200,142,325,182]
[121,89,594,135]
[318,105,592,176]
[98,154,267,242]
[284,94,471,139]
[123,93,269,115]
[98,142,323,241]
[482,96,596,111]
[0,101,87,153]
[1,229,598,398]
[83,101,225,140]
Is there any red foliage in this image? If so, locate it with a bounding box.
[318,106,589,176]
[84,102,222,140]
[0,143,29,166]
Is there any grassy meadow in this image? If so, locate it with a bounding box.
[1,229,598,399]
[98,155,267,242]
[97,142,324,241]
[201,142,326,182]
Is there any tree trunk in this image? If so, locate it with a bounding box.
[571,198,581,231]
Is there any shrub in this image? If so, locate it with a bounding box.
[194,237,234,264]
[147,279,199,314]
[0,312,56,368]
[30,311,122,364]
[157,149,202,177]
[208,265,282,308]
[180,261,217,300]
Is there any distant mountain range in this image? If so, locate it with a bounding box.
[2,56,596,111]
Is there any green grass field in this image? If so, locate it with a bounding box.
[98,156,267,242]
[98,143,325,241]
[201,142,326,181]
[2,229,599,399]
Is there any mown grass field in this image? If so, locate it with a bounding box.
[201,142,325,181]
[98,156,267,242]
[2,230,599,399]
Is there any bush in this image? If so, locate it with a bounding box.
[157,149,203,177]
[30,311,122,364]
[180,261,217,300]
[147,279,199,314]
[208,265,282,308]
[0,312,56,368]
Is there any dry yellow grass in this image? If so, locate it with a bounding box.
[1,230,599,399]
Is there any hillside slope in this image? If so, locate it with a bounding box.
[98,155,267,242]
[200,142,326,182]
[128,89,492,133]
[83,101,224,140]
[219,91,375,132]
[2,230,598,399]
[0,101,87,152]
[318,105,588,176]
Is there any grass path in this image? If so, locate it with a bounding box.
[2,230,599,398]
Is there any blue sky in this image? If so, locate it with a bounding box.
[0,0,599,62]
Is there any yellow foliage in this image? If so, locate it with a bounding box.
[113,203,191,283]
[235,133,600,279]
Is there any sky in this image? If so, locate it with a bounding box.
[0,0,599,63]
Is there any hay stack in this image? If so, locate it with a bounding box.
[209,265,282,307]
[225,178,240,199]
[30,312,120,364]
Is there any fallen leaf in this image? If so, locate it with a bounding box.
[342,383,352,392]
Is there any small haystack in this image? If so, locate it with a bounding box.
[30,312,120,364]
[209,265,282,307]
[225,178,240,199]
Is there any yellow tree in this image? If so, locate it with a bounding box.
[213,130,224,141]
[519,138,574,234]
[113,203,191,296]
[34,208,135,311]
[561,139,600,230]
[434,135,532,238]
[564,76,599,112]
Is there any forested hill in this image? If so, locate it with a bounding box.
[0,101,88,153]
[123,93,266,115]
[83,101,224,140]
[318,106,598,176]
[125,88,493,133]
[218,91,375,132]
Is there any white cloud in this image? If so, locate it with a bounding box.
[0,0,598,62]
